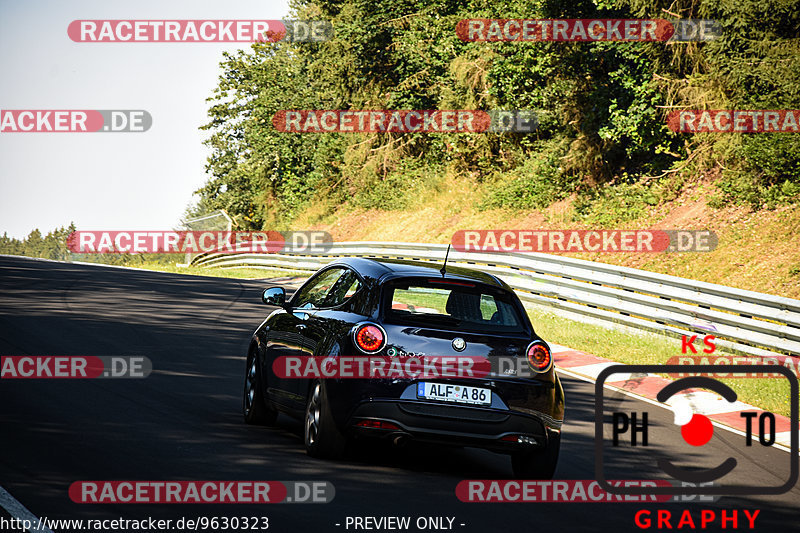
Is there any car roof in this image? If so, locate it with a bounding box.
[328,256,508,288]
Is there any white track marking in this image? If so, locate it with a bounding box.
[668,396,694,425]
[549,343,573,353]
[0,485,53,533]
[567,362,637,381]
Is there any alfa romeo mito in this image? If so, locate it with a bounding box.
[242,257,564,478]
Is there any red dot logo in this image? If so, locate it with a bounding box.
[680,413,714,446]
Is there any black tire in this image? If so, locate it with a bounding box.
[243,348,278,426]
[304,380,347,458]
[511,434,560,479]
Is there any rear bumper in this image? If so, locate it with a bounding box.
[346,398,556,454]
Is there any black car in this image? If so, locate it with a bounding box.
[242,257,565,478]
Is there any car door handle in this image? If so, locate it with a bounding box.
[297,324,307,330]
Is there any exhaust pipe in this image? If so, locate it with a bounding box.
[392,433,411,447]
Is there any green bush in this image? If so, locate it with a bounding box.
[480,140,578,210]
[716,136,800,208]
[350,159,444,210]
[573,180,660,226]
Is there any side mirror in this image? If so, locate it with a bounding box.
[262,287,286,307]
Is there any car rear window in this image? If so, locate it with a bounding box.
[382,278,527,333]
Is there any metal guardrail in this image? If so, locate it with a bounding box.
[190,242,800,359]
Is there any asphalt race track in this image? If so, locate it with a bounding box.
[1,256,798,533]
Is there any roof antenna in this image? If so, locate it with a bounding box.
[440,244,451,276]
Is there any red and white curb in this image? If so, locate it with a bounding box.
[551,344,798,452]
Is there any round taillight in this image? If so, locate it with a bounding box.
[354,324,385,353]
[526,342,552,373]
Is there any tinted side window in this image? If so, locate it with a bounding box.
[321,270,362,308]
[293,267,362,309]
[293,268,347,309]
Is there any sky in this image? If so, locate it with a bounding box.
[0,0,291,239]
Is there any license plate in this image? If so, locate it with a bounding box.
[416,382,491,406]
